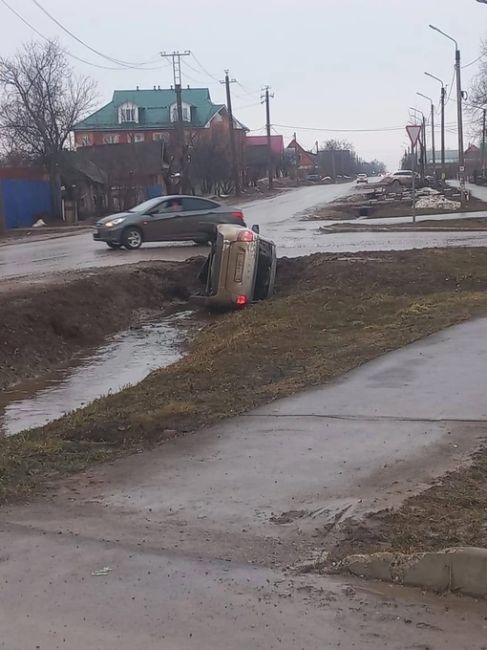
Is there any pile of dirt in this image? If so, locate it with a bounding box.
[0,259,203,390]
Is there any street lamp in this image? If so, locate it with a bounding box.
[425,72,446,174]
[409,107,426,178]
[429,24,465,202]
[417,92,436,170]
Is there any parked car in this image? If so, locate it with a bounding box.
[386,170,420,189]
[195,223,277,309]
[356,173,368,184]
[93,195,246,250]
[305,174,321,183]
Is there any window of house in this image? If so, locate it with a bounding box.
[80,135,91,147]
[103,134,119,144]
[119,102,138,124]
[170,103,191,123]
[153,132,167,141]
[134,133,144,143]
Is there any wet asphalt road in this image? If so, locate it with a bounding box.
[2,318,487,648]
[2,182,487,282]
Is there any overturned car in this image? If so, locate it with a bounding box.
[195,224,277,309]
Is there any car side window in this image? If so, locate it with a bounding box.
[181,198,217,212]
[154,199,183,214]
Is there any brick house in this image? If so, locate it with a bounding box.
[286,138,317,175]
[73,87,247,152]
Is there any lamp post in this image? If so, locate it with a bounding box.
[417,92,436,173]
[425,72,446,176]
[429,24,465,204]
[409,107,426,179]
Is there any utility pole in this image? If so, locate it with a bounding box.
[161,50,191,189]
[417,92,435,172]
[221,70,240,196]
[482,107,486,177]
[262,86,274,190]
[455,47,466,204]
[440,84,446,175]
[429,26,465,204]
[425,72,446,177]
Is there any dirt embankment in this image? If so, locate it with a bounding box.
[0,259,202,391]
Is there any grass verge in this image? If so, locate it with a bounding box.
[2,248,487,503]
[332,449,487,558]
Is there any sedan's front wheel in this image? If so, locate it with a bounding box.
[122,227,143,250]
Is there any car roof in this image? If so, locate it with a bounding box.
[151,195,221,203]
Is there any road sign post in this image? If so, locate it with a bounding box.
[406,125,422,224]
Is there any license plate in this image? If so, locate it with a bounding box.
[234,252,245,283]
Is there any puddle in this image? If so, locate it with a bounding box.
[0,311,194,437]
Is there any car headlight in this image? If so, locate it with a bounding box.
[104,217,126,228]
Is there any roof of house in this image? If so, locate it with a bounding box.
[246,135,284,154]
[74,88,226,131]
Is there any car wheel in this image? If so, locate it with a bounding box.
[193,239,209,246]
[106,242,122,250]
[122,227,143,250]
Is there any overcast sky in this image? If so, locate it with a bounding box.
[2,0,487,170]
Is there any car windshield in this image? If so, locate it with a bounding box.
[128,197,163,213]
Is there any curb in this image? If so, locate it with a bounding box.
[333,547,487,598]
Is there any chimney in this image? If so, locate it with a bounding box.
[187,84,190,89]
[157,85,161,90]
[153,85,156,90]
[136,85,140,91]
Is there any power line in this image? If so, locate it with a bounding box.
[0,0,129,70]
[274,123,407,133]
[462,53,487,70]
[29,0,165,69]
[190,52,221,83]
[180,59,220,86]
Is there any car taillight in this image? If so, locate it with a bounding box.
[235,294,248,306]
[232,210,244,220]
[237,229,255,242]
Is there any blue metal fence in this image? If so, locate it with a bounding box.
[1,178,52,229]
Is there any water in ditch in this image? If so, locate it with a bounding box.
[0,311,194,437]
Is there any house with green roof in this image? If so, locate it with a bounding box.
[73,87,247,148]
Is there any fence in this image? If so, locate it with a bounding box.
[0,175,52,230]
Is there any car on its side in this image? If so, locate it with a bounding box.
[93,195,246,250]
[195,224,277,309]
[356,173,368,184]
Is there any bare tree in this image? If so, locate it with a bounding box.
[322,139,355,152]
[0,40,97,218]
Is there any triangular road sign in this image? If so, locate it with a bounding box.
[406,125,422,147]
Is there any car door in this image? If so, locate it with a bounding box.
[178,197,219,239]
[142,199,185,242]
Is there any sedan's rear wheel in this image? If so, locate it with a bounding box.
[122,227,143,250]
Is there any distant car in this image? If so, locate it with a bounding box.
[356,174,368,184]
[321,176,333,184]
[93,195,246,250]
[387,170,420,188]
[196,224,277,309]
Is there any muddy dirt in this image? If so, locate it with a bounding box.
[0,259,203,391]
[310,195,487,221]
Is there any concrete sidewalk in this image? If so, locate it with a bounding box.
[2,318,487,648]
